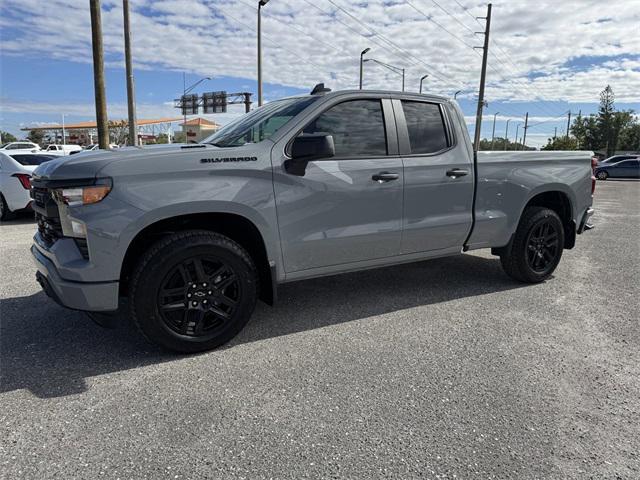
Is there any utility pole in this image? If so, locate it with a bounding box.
[554,127,557,140]
[62,114,66,145]
[472,3,492,152]
[522,112,529,150]
[90,0,109,149]
[566,111,571,140]
[504,119,511,150]
[490,111,499,150]
[123,0,138,146]
[257,0,270,106]
[401,68,405,92]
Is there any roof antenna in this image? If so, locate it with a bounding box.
[310,83,331,95]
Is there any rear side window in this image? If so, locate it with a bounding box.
[401,101,448,154]
[11,154,55,166]
[301,99,387,157]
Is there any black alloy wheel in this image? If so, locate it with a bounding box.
[525,220,560,275]
[500,206,565,283]
[597,171,608,180]
[158,256,240,339]
[129,231,257,353]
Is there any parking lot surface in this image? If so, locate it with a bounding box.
[1,180,639,479]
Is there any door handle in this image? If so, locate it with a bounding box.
[446,168,469,178]
[372,172,399,183]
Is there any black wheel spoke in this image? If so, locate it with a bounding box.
[178,265,193,285]
[216,274,237,291]
[209,305,231,321]
[218,294,237,308]
[161,301,186,311]
[192,259,208,283]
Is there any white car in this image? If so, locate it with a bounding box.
[0,141,41,154]
[0,152,56,220]
[44,144,83,156]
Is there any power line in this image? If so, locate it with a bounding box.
[405,1,476,50]
[213,5,351,84]
[322,0,460,89]
[235,0,344,54]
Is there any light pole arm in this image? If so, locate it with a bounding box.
[184,77,211,95]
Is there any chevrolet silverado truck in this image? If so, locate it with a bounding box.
[31,86,595,352]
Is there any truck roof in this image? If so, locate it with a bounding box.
[282,88,451,103]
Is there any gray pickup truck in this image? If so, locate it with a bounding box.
[31,87,595,352]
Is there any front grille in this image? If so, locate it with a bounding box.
[31,186,63,248]
[36,212,63,246]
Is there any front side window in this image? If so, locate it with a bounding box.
[401,101,448,154]
[300,99,387,157]
[202,96,319,148]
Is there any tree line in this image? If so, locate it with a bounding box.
[542,86,640,155]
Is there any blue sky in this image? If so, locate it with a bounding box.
[1,0,639,148]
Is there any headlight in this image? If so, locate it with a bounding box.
[53,179,112,206]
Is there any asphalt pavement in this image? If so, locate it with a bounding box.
[1,180,639,479]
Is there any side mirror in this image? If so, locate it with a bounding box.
[285,134,335,176]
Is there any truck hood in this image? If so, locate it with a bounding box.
[32,144,209,181]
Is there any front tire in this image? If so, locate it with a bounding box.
[129,231,258,353]
[500,207,564,283]
[596,170,608,180]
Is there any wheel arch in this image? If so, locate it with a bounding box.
[120,211,277,305]
[522,189,575,249]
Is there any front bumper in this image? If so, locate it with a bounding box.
[32,245,119,312]
[578,207,595,234]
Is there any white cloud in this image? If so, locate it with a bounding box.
[0,0,639,107]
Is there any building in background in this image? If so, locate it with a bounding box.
[181,118,221,143]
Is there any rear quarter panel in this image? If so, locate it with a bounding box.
[467,150,594,249]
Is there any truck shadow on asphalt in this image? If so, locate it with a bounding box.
[1,254,527,398]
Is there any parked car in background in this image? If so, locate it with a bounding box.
[70,144,120,155]
[597,154,638,166]
[594,158,640,180]
[0,152,56,220]
[0,141,41,154]
[44,144,83,156]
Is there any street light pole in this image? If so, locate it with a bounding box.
[257,0,270,106]
[504,119,511,151]
[61,114,66,145]
[419,74,429,94]
[454,90,462,99]
[490,111,499,150]
[359,48,370,89]
[181,76,211,140]
[514,123,521,151]
[401,68,405,92]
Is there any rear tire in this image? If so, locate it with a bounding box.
[500,206,564,283]
[0,193,13,221]
[129,230,258,353]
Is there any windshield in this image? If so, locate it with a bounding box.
[202,96,319,147]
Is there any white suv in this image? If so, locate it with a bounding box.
[0,141,41,154]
